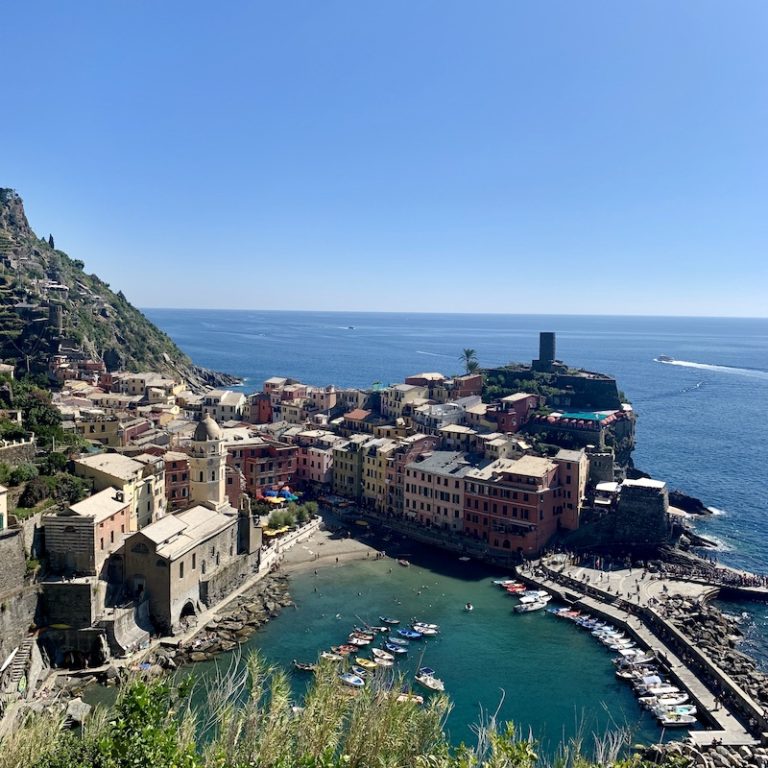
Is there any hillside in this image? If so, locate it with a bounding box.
[0,189,237,390]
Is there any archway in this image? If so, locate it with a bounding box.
[180,600,197,620]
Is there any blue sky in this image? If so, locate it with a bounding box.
[3,2,767,316]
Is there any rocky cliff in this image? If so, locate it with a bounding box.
[0,189,238,390]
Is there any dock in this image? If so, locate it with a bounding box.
[518,558,766,746]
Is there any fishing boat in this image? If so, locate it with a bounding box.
[293,660,316,672]
[350,665,369,678]
[354,657,378,671]
[514,599,548,613]
[397,628,423,640]
[384,642,407,655]
[320,651,344,662]
[388,636,410,646]
[372,648,395,662]
[396,692,424,704]
[658,712,697,727]
[415,667,445,692]
[339,672,365,688]
[379,616,400,626]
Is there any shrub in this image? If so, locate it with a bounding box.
[9,462,38,486]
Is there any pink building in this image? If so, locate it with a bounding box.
[404,451,476,531]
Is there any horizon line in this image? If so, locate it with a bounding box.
[139,307,768,321]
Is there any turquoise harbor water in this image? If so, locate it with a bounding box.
[187,555,662,749]
[142,310,768,734]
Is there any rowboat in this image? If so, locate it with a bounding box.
[351,630,374,641]
[415,667,445,692]
[388,636,409,646]
[412,621,440,631]
[347,636,371,646]
[293,660,316,672]
[374,656,394,667]
[339,672,365,688]
[354,657,378,671]
[397,628,423,640]
[412,624,438,636]
[493,579,518,586]
[350,665,369,678]
[384,642,407,655]
[372,648,395,662]
[379,616,400,626]
[320,651,343,662]
[331,645,357,656]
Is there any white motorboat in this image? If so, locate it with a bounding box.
[522,590,549,599]
[639,692,689,708]
[339,672,365,688]
[651,703,697,718]
[412,624,438,636]
[518,593,552,605]
[412,621,440,631]
[514,599,548,613]
[415,667,445,692]
[658,712,697,727]
[607,640,636,651]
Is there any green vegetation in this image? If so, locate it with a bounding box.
[459,348,479,374]
[267,501,318,529]
[483,371,563,403]
[1,654,668,768]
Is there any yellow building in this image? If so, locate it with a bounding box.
[332,434,369,500]
[361,438,398,513]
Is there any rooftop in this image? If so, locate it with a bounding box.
[74,452,144,481]
[68,488,129,523]
[622,478,667,491]
[407,451,477,477]
[140,505,236,560]
[345,408,372,421]
[555,448,585,463]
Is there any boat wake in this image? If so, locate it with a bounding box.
[655,358,768,380]
[416,350,454,358]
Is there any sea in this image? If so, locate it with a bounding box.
[142,309,768,745]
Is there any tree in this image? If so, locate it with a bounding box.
[459,348,479,374]
[48,234,54,249]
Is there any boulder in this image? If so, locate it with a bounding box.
[66,698,92,726]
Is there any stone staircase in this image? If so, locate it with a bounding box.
[2,639,34,697]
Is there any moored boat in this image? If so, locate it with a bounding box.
[347,636,371,646]
[412,624,438,636]
[350,665,369,678]
[514,599,548,613]
[320,651,344,662]
[658,712,697,727]
[339,672,365,688]
[396,692,424,704]
[293,660,316,672]
[397,628,423,640]
[388,636,409,646]
[354,657,378,671]
[379,616,400,626]
[332,644,357,656]
[372,647,395,662]
[384,642,407,655]
[415,666,445,692]
[373,656,394,667]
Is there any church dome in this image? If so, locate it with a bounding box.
[194,414,222,442]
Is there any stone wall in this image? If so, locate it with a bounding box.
[41,582,95,629]
[200,551,260,607]
[0,529,39,662]
[0,437,36,467]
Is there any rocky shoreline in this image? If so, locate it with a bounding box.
[664,596,768,707]
[643,741,768,768]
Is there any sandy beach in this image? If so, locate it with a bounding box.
[279,524,384,575]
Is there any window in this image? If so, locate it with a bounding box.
[100,537,104,550]
[192,553,196,570]
[110,530,114,544]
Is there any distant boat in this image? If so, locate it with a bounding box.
[293,660,316,672]
[350,665,369,678]
[458,556,471,562]
[398,559,410,567]
[655,355,675,363]
[384,642,407,655]
[379,616,400,625]
[657,712,696,727]
[397,628,423,640]
[464,603,474,612]
[388,636,409,646]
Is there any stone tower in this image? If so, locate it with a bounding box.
[188,414,227,510]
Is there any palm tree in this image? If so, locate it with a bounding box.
[459,348,479,374]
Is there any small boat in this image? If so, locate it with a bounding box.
[339,672,365,688]
[616,666,658,681]
[373,656,394,667]
[493,578,518,586]
[367,625,389,634]
[372,648,395,662]
[464,603,474,612]
[415,667,445,692]
[412,621,440,631]
[320,651,344,662]
[505,584,526,593]
[655,355,675,363]
[651,703,696,717]
[384,642,407,655]
[396,692,424,704]
[332,644,357,656]
[350,665,369,678]
[639,692,689,708]
[351,630,375,641]
[397,628,423,640]
[412,624,438,636]
[293,660,316,672]
[398,559,410,567]
[514,600,548,613]
[658,713,697,727]
[607,641,636,651]
[347,636,371,646]
[388,636,409,647]
[518,594,552,605]
[379,616,400,626]
[522,590,549,599]
[354,657,378,671]
[458,556,471,562]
